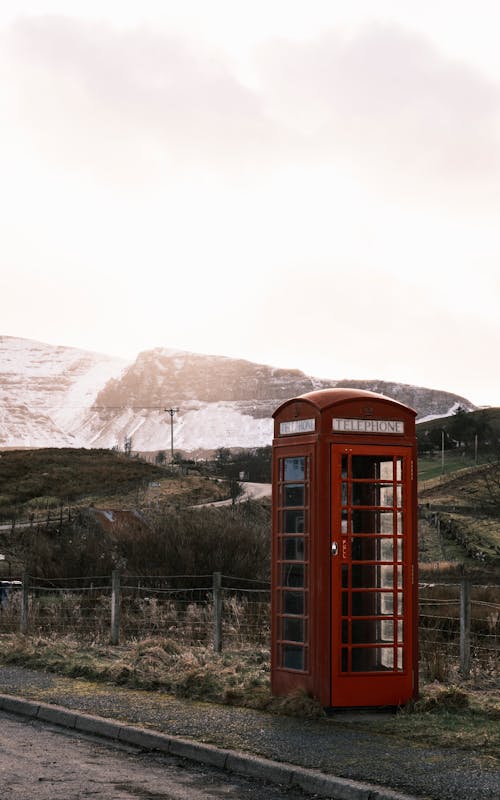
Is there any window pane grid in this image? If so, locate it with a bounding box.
[339,453,407,675]
[276,455,310,672]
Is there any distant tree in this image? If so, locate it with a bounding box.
[124,436,133,457]
[449,407,475,451]
[228,475,245,506]
[215,447,231,474]
[470,417,497,456]
[448,407,498,456]
[155,450,166,465]
[423,427,452,453]
[416,428,431,455]
[229,446,272,482]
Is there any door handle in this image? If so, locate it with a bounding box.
[331,541,339,556]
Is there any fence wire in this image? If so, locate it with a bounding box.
[0,575,497,680]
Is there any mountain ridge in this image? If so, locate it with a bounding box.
[0,336,476,452]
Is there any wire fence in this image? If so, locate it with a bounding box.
[0,572,271,650]
[418,580,499,680]
[0,574,498,680]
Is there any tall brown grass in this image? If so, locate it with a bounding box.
[18,501,271,581]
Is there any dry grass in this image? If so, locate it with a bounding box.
[0,633,332,720]
[0,633,281,711]
[0,633,498,753]
[366,683,500,758]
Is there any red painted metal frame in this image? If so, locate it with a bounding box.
[271,388,418,708]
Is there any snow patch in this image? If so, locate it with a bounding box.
[417,402,464,424]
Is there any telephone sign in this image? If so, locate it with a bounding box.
[332,418,405,434]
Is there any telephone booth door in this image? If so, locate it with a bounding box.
[330,444,415,707]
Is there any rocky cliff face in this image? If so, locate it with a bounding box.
[95,349,319,406]
[0,337,475,452]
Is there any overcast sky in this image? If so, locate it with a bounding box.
[2,1,499,406]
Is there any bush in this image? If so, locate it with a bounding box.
[15,501,271,581]
[116,503,271,580]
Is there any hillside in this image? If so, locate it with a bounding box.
[0,336,476,453]
[0,336,127,447]
[418,462,500,569]
[0,448,498,581]
[0,448,225,522]
[87,349,475,452]
[417,406,500,439]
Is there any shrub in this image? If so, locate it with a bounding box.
[14,500,270,586]
[119,503,270,580]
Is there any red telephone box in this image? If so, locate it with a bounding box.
[271,388,418,708]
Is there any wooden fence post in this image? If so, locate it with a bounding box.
[459,577,471,678]
[111,570,121,645]
[213,572,223,653]
[20,572,29,635]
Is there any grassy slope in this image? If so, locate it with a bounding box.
[418,462,500,567]
[0,448,226,518]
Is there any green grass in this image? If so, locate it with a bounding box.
[418,458,500,565]
[349,689,500,758]
[417,454,489,482]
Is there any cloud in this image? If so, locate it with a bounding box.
[2,15,288,181]
[4,15,500,202]
[245,263,500,402]
[257,24,500,202]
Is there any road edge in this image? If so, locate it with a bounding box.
[0,692,418,800]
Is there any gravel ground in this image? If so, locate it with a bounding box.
[0,666,498,800]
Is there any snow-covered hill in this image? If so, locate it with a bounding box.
[0,337,128,447]
[0,337,476,452]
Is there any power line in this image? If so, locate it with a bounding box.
[90,406,172,410]
[0,404,177,410]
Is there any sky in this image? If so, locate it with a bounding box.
[1,1,500,407]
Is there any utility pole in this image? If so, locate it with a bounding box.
[165,408,180,463]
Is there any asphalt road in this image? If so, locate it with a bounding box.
[0,711,313,800]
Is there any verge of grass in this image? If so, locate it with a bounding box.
[0,634,497,755]
[346,684,500,761]
[0,634,323,716]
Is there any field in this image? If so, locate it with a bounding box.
[418,461,500,567]
[418,453,489,482]
[0,447,227,522]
